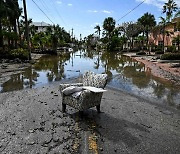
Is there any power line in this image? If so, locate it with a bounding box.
[39,0,59,24]
[39,0,49,12]
[117,0,146,23]
[31,0,55,24]
[53,4,68,28]
[46,0,69,28]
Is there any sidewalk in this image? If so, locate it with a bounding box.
[0,83,179,153]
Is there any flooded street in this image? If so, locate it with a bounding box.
[0,50,180,153]
[0,50,180,109]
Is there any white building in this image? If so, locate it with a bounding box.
[32,21,51,33]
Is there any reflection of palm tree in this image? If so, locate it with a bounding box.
[1,66,39,92]
[94,51,100,69]
[153,83,166,99]
[34,53,70,82]
[123,63,150,89]
[1,74,24,92]
[23,67,39,88]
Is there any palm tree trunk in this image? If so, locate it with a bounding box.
[17,18,22,47]
[8,26,11,48]
[0,19,3,48]
[142,31,145,51]
[146,32,150,54]
[178,34,180,51]
[162,25,165,52]
[13,19,18,48]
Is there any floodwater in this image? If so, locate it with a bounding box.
[0,50,180,109]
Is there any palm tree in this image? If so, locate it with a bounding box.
[0,0,6,47]
[94,25,101,38]
[6,0,21,48]
[159,17,167,51]
[137,12,156,50]
[103,17,116,39]
[162,0,178,22]
[174,10,180,18]
[126,23,142,49]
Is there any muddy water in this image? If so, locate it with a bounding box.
[0,50,180,108]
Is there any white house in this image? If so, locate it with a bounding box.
[32,21,51,33]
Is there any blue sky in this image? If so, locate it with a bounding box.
[18,0,180,39]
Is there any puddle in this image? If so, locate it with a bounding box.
[0,50,179,108]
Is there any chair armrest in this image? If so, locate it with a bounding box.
[59,83,83,94]
[79,90,103,104]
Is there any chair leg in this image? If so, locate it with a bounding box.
[96,105,101,113]
[79,111,83,117]
[62,103,66,113]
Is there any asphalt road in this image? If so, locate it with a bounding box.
[0,82,179,154]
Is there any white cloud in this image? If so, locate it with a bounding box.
[56,0,62,4]
[95,22,100,25]
[88,10,113,14]
[102,10,112,14]
[136,0,180,9]
[88,10,98,13]
[68,3,73,6]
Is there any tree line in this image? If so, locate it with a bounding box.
[87,0,179,52]
[0,0,72,59]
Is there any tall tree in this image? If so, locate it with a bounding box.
[0,0,6,47]
[94,25,101,38]
[162,0,178,22]
[6,0,21,48]
[126,23,143,49]
[103,17,116,39]
[137,12,156,49]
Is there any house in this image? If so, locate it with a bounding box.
[31,21,51,33]
[149,17,180,48]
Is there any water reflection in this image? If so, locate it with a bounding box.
[0,50,179,108]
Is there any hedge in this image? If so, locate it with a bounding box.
[161,53,180,60]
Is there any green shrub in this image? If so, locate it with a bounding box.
[142,46,147,50]
[129,48,140,52]
[161,53,180,60]
[166,46,176,53]
[121,48,128,52]
[10,48,29,60]
[136,51,146,55]
[155,50,164,54]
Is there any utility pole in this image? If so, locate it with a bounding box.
[23,0,31,60]
[80,34,82,41]
[71,28,73,42]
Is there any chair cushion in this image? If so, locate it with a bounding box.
[83,71,107,88]
[62,86,83,95]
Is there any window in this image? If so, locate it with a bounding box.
[172,40,179,46]
[174,24,180,32]
[158,41,163,46]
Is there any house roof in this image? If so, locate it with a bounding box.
[172,17,180,24]
[32,22,51,27]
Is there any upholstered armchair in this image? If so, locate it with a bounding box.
[59,71,108,113]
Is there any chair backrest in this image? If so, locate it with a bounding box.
[83,71,108,88]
